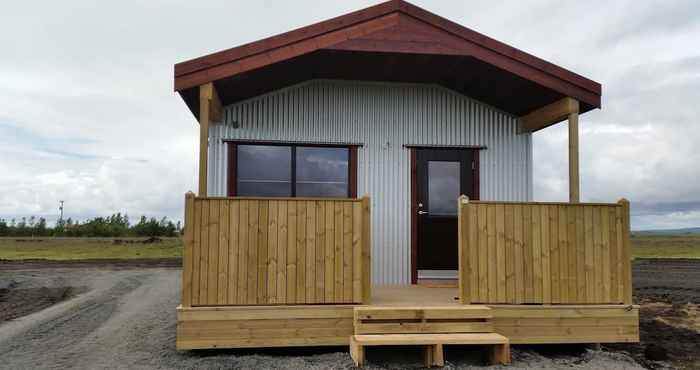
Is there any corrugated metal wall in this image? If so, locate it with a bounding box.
[208,80,532,285]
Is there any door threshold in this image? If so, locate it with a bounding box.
[417,269,458,280]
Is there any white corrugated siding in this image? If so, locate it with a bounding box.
[208,80,532,285]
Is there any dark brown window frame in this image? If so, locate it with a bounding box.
[226,140,359,198]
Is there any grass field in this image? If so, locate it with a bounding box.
[0,237,183,260]
[632,233,700,259]
[0,233,698,260]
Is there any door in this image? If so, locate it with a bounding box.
[414,148,478,277]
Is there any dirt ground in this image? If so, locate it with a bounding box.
[0,259,696,370]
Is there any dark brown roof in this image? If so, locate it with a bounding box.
[175,0,601,118]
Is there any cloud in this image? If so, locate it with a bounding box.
[1,0,699,231]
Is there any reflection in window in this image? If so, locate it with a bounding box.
[237,145,292,196]
[428,161,460,215]
[296,147,349,197]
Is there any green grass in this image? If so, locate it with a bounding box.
[632,233,700,259]
[0,237,183,260]
[1,233,698,261]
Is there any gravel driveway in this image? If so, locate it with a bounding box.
[0,265,648,370]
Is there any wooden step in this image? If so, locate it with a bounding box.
[354,306,493,335]
[349,333,511,367]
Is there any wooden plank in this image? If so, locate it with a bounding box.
[324,202,334,303]
[549,205,559,304]
[352,201,362,302]
[286,202,297,303]
[477,204,488,302]
[182,193,195,307]
[619,200,633,304]
[575,206,586,303]
[522,205,533,303]
[334,202,344,302]
[495,204,506,303]
[468,202,479,304]
[532,206,542,303]
[352,333,509,346]
[513,205,523,304]
[267,201,278,303]
[355,322,493,335]
[247,200,259,304]
[566,205,577,303]
[306,201,316,303]
[361,196,371,304]
[316,201,325,303]
[192,199,202,305]
[217,200,229,305]
[592,206,602,303]
[584,206,594,303]
[521,97,579,133]
[601,206,611,303]
[277,201,288,304]
[296,201,307,303]
[540,206,551,304]
[257,201,269,304]
[199,200,210,305]
[228,200,239,305]
[238,200,249,304]
[557,205,568,303]
[343,202,353,302]
[208,199,219,304]
[609,206,619,303]
[487,204,497,302]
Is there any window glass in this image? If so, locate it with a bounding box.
[428,161,460,215]
[237,145,292,196]
[296,147,349,197]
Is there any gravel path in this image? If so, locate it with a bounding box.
[0,266,648,370]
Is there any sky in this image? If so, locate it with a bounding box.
[1,0,699,230]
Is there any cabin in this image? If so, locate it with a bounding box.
[174,1,638,366]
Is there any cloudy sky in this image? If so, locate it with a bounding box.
[1,0,699,230]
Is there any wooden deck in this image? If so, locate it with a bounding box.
[176,285,639,350]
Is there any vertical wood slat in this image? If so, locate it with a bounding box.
[458,200,633,306]
[192,199,202,305]
[182,192,195,307]
[183,196,369,306]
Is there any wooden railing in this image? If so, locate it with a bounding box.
[181,193,371,306]
[458,197,633,305]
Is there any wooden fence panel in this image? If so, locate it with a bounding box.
[182,195,371,306]
[459,197,633,305]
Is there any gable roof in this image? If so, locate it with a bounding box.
[175,0,601,118]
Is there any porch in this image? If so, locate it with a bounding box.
[176,195,639,353]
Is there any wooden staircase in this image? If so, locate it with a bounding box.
[350,306,510,367]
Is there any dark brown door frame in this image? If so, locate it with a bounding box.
[409,147,481,284]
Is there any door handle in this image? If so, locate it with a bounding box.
[418,210,429,215]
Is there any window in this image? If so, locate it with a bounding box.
[237,145,292,196]
[228,142,355,198]
[428,161,460,216]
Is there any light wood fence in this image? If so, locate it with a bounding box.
[458,197,632,305]
[181,193,371,306]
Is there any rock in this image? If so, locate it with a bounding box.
[644,343,668,361]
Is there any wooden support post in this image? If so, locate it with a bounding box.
[568,111,580,203]
[490,343,511,365]
[198,82,222,196]
[458,195,471,304]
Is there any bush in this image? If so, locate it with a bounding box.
[0,213,181,238]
